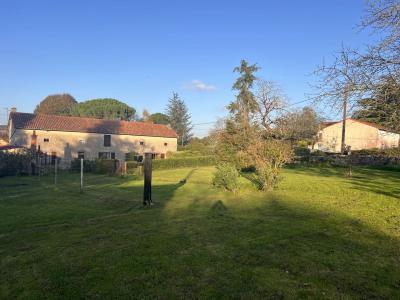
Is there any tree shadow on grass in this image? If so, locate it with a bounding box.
[347,168,400,199]
[158,195,400,299]
[287,165,400,199]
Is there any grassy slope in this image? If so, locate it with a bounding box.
[0,166,399,299]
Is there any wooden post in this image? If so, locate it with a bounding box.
[143,153,152,206]
[341,89,348,155]
[38,152,41,180]
[80,158,83,193]
[54,158,58,185]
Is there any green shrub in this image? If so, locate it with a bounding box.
[70,159,97,172]
[70,159,118,174]
[96,159,118,174]
[0,150,33,177]
[247,140,293,191]
[310,150,327,157]
[167,149,212,158]
[294,147,311,157]
[253,165,282,191]
[152,156,216,170]
[212,163,239,192]
[126,161,142,175]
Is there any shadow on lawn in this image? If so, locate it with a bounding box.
[156,194,400,299]
[288,165,400,199]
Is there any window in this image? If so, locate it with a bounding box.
[104,135,111,147]
[160,153,165,159]
[98,152,115,159]
[44,138,49,142]
[78,151,85,159]
[164,142,168,146]
[79,139,85,144]
[151,153,157,159]
[140,141,144,146]
[99,152,108,159]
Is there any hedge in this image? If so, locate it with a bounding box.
[0,150,33,177]
[70,159,119,174]
[125,155,216,173]
[151,156,216,170]
[126,161,142,175]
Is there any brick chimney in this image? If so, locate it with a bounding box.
[10,107,16,113]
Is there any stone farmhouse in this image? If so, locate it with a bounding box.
[8,110,178,165]
[314,118,400,153]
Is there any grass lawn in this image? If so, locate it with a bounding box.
[0,166,399,299]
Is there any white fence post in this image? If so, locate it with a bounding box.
[80,158,83,193]
[54,158,58,185]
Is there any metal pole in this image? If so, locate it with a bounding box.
[143,153,152,206]
[54,158,58,185]
[80,158,83,193]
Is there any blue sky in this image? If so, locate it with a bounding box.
[0,0,373,136]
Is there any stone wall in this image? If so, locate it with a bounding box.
[10,128,178,166]
[305,154,400,167]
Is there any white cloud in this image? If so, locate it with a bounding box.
[186,80,216,91]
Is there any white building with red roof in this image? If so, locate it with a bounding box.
[315,118,400,153]
[8,110,178,164]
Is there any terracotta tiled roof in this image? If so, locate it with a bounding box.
[321,118,395,132]
[10,112,178,138]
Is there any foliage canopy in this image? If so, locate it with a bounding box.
[71,98,136,120]
[34,93,77,115]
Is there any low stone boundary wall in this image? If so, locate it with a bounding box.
[295,155,400,167]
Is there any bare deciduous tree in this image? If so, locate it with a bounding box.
[311,47,371,153]
[311,0,400,153]
[312,47,369,110]
[275,107,321,142]
[357,0,400,86]
[254,79,287,133]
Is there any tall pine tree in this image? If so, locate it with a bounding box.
[228,59,260,129]
[166,92,193,146]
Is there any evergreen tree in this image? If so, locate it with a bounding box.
[166,92,192,146]
[352,78,400,132]
[228,59,260,128]
[224,60,260,155]
[149,113,170,125]
[71,98,136,120]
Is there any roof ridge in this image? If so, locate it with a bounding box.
[13,112,167,127]
[10,112,178,138]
